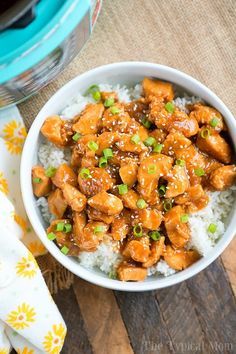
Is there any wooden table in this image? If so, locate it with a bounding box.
[18,1,236,353]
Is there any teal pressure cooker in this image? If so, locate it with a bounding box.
[0,0,102,108]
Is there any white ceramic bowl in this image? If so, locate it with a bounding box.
[21,62,236,291]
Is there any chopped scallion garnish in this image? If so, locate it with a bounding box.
[92,91,101,101]
[133,224,143,237]
[175,159,185,167]
[33,177,42,184]
[210,117,219,128]
[64,224,72,233]
[79,168,91,179]
[194,167,205,177]
[104,98,115,107]
[144,137,156,147]
[118,184,128,195]
[149,231,161,241]
[56,222,65,232]
[94,225,105,234]
[131,134,140,144]
[45,166,57,178]
[158,185,166,196]
[200,128,211,139]
[141,117,152,129]
[72,132,81,142]
[180,214,189,223]
[164,102,175,113]
[136,199,147,209]
[85,84,100,95]
[163,199,173,211]
[103,148,113,159]
[61,246,69,255]
[110,106,121,115]
[99,156,108,168]
[47,232,56,241]
[148,164,157,174]
[208,223,217,233]
[87,141,98,151]
[153,143,163,153]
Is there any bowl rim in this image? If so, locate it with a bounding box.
[21,61,236,291]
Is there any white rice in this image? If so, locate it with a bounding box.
[37,82,235,278]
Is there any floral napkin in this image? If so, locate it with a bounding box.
[0,106,66,353]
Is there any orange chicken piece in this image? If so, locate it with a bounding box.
[164,205,190,248]
[116,134,147,154]
[72,103,104,135]
[196,127,232,163]
[102,104,132,133]
[111,213,130,241]
[165,165,190,198]
[162,131,192,157]
[100,91,118,102]
[73,212,86,238]
[41,116,68,146]
[149,129,167,144]
[48,188,67,218]
[51,164,77,189]
[121,189,140,210]
[143,77,174,101]
[62,183,87,212]
[96,131,119,155]
[119,164,138,187]
[143,236,165,268]
[87,207,114,224]
[78,167,114,196]
[74,221,108,252]
[88,191,123,215]
[123,237,150,263]
[137,208,163,230]
[189,104,224,132]
[164,245,200,270]
[117,261,147,281]
[209,165,236,191]
[175,184,209,213]
[32,165,51,197]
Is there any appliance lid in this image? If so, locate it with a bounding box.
[0,0,91,84]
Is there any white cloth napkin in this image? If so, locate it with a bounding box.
[0,107,66,353]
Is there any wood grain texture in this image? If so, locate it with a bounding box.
[53,288,93,354]
[222,238,236,296]
[73,278,134,354]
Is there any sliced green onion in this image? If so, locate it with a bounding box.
[92,91,101,101]
[72,132,81,142]
[144,137,156,147]
[103,148,113,159]
[208,223,217,233]
[45,166,57,178]
[64,224,72,233]
[180,214,189,223]
[94,225,105,234]
[87,141,98,151]
[104,98,115,107]
[141,117,152,129]
[194,168,205,177]
[56,222,65,232]
[118,184,128,195]
[85,84,100,95]
[200,128,211,139]
[33,177,42,184]
[136,199,147,209]
[99,156,108,168]
[47,232,56,241]
[61,246,69,255]
[164,102,175,113]
[79,168,91,179]
[133,224,143,237]
[149,231,161,241]
[153,143,163,153]
[110,106,121,115]
[175,159,185,167]
[158,185,166,196]
[108,270,117,279]
[210,117,219,128]
[148,164,157,174]
[163,199,173,211]
[131,134,140,144]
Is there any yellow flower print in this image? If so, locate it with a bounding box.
[16,252,38,279]
[3,120,26,155]
[0,349,9,354]
[6,303,36,330]
[27,241,47,256]
[43,323,66,354]
[12,213,27,237]
[0,172,9,195]
[17,348,34,354]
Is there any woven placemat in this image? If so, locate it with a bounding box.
[19,0,236,292]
